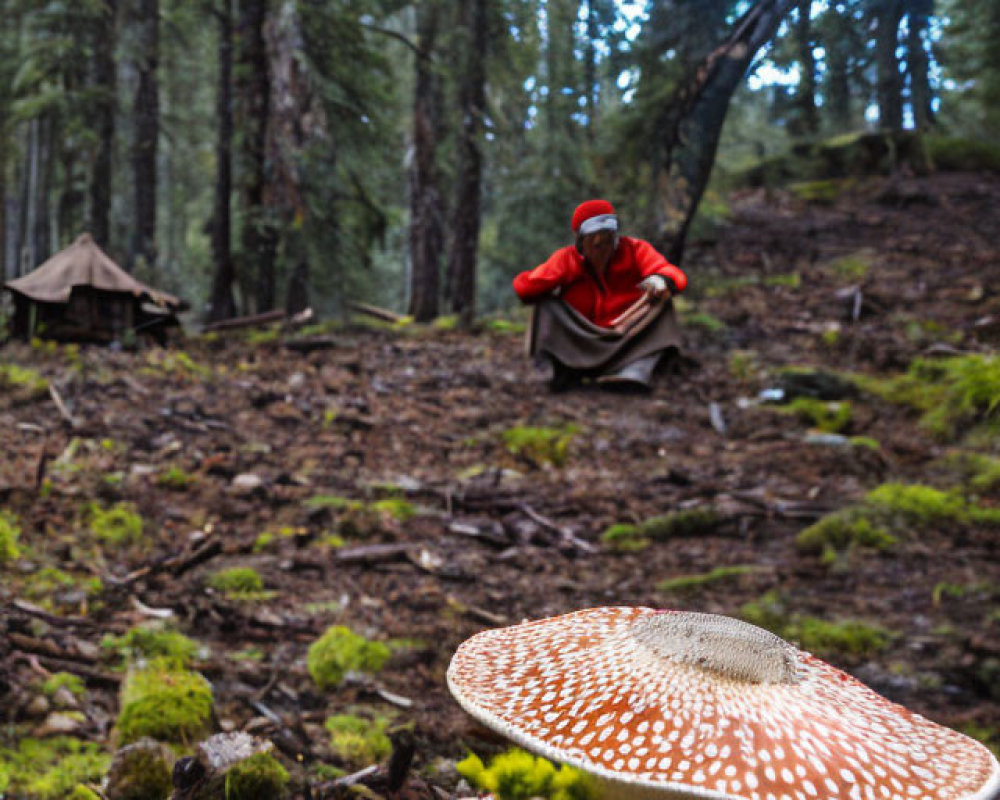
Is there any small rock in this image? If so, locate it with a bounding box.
[35,710,85,736]
[231,474,264,495]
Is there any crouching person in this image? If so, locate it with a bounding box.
[513,199,688,392]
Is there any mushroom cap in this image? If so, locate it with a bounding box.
[447,607,1000,800]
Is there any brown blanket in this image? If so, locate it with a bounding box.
[525,296,682,378]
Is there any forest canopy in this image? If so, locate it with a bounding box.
[1,0,998,328]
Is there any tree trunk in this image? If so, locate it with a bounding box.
[822,5,853,132]
[407,0,445,322]
[906,0,935,130]
[237,0,276,313]
[207,0,236,323]
[654,0,797,264]
[132,0,159,272]
[874,0,905,131]
[791,0,819,136]
[90,0,117,249]
[445,0,488,326]
[584,0,598,134]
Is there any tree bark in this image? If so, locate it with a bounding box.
[873,0,905,130]
[821,5,853,132]
[132,0,159,272]
[791,0,819,136]
[407,0,445,323]
[445,0,488,326]
[906,0,935,130]
[237,0,277,313]
[653,0,797,264]
[90,0,117,249]
[207,0,236,322]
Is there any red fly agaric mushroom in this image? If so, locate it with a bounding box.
[447,607,1000,800]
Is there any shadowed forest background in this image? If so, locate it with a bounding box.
[2,0,998,325]
[1,1,1000,799]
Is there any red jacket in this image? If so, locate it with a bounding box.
[512,236,687,328]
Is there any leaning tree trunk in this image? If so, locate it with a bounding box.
[874,0,905,131]
[906,0,935,130]
[237,0,277,313]
[791,0,819,136]
[90,0,117,249]
[207,0,236,323]
[132,0,159,272]
[653,0,797,264]
[407,0,445,323]
[445,0,488,327]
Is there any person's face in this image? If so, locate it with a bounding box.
[580,230,615,270]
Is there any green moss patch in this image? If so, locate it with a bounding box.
[0,510,21,565]
[457,749,597,800]
[602,508,721,552]
[0,363,49,403]
[502,425,579,468]
[89,502,144,547]
[0,736,111,799]
[307,626,391,690]
[325,714,392,766]
[102,624,200,668]
[740,591,891,658]
[207,567,266,597]
[657,565,767,594]
[158,466,197,490]
[855,355,1000,439]
[115,661,214,746]
[939,451,1000,494]
[796,508,897,560]
[925,136,1000,172]
[774,396,853,433]
[223,751,290,800]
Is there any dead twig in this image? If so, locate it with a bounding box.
[518,503,598,554]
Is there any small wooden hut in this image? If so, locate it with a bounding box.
[4,233,184,344]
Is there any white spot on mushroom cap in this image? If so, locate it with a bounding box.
[447,607,1000,800]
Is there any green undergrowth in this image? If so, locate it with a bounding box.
[207,566,272,600]
[88,502,144,547]
[223,751,290,800]
[681,310,727,333]
[305,495,416,540]
[325,713,392,766]
[925,136,1000,172]
[0,736,111,799]
[23,567,102,612]
[42,672,86,698]
[939,451,1000,494]
[602,507,721,552]
[0,510,21,565]
[157,466,197,489]
[740,591,891,658]
[502,424,579,468]
[102,623,201,668]
[115,660,213,746]
[854,355,1000,439]
[789,178,855,204]
[773,396,853,433]
[657,565,767,594]
[457,749,597,800]
[798,482,1000,565]
[0,362,49,400]
[142,349,212,380]
[307,626,391,690]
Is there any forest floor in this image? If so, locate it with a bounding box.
[1,170,999,799]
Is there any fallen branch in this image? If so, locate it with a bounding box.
[346,300,405,324]
[48,384,76,427]
[9,599,97,629]
[202,308,285,333]
[518,503,598,554]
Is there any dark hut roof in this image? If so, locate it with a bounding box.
[4,233,182,311]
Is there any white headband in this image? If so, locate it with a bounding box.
[577,214,618,236]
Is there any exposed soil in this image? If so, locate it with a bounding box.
[1,171,999,798]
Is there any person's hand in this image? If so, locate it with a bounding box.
[638,274,670,298]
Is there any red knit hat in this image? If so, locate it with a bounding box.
[571,199,617,235]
